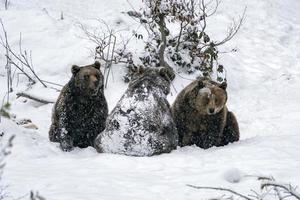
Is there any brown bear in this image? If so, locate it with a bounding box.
[94,67,178,156]
[49,61,108,151]
[171,77,239,149]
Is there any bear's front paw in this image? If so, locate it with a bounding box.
[60,139,74,152]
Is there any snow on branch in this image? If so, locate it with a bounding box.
[16,92,55,104]
[126,0,246,81]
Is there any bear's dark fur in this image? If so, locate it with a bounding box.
[49,61,108,151]
[171,77,239,149]
[94,67,178,156]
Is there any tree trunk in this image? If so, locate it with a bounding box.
[157,14,175,81]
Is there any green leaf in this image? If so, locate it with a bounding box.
[217,77,224,82]
[0,108,10,119]
[203,34,210,43]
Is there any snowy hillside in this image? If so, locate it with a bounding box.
[0,0,300,199]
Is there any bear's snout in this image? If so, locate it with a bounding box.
[89,75,99,89]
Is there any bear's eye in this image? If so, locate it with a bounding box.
[200,96,209,105]
[84,74,89,80]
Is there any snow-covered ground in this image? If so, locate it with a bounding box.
[0,0,300,199]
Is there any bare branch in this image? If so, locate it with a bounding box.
[0,19,47,87]
[206,0,221,17]
[187,184,254,200]
[40,80,63,87]
[199,0,208,34]
[261,182,300,200]
[175,21,188,52]
[214,6,247,46]
[78,19,132,64]
[4,56,35,83]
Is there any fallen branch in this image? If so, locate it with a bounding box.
[16,92,55,104]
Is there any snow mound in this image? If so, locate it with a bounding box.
[223,168,243,183]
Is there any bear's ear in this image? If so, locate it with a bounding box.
[71,65,80,75]
[220,81,227,90]
[197,80,205,89]
[158,67,167,78]
[196,76,209,88]
[135,65,145,75]
[158,67,175,81]
[94,61,101,70]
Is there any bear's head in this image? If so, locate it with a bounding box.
[129,66,171,95]
[71,61,104,96]
[191,78,227,115]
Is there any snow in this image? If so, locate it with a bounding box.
[0,0,300,199]
[199,87,211,96]
[223,168,243,183]
[98,92,158,156]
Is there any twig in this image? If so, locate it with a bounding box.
[187,184,254,200]
[104,34,117,88]
[1,18,13,104]
[261,182,300,200]
[246,175,284,200]
[214,6,247,46]
[0,134,15,167]
[0,19,47,87]
[40,79,64,87]
[174,71,195,81]
[78,19,133,64]
[4,0,9,10]
[206,0,221,17]
[4,55,35,83]
[30,191,46,200]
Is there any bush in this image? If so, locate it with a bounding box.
[129,0,246,81]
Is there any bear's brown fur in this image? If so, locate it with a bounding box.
[171,77,239,149]
[49,61,108,151]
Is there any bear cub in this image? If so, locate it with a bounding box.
[95,67,178,156]
[171,77,239,149]
[49,61,108,151]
